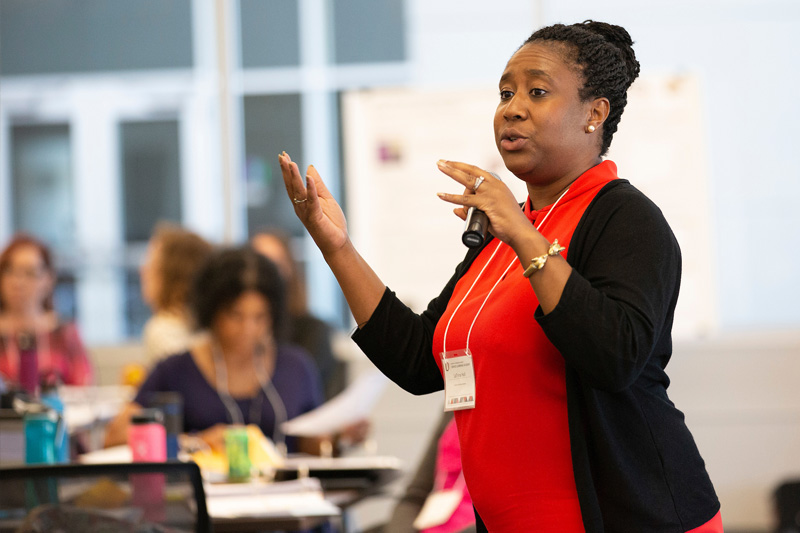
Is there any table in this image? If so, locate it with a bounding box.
[76,450,403,532]
[205,477,339,532]
[206,456,403,531]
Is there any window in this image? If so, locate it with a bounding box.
[243,94,305,237]
[239,0,301,68]
[0,0,193,75]
[331,0,406,64]
[120,120,183,242]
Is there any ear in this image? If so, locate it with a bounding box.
[586,97,610,132]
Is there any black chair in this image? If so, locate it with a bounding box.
[775,479,800,533]
[0,461,211,533]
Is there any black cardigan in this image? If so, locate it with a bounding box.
[353,179,719,532]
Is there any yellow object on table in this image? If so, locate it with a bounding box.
[120,363,147,388]
[190,424,284,480]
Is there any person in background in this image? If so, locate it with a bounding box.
[0,234,92,388]
[105,246,324,454]
[374,412,475,533]
[279,20,721,532]
[251,229,344,400]
[252,229,370,451]
[140,223,213,366]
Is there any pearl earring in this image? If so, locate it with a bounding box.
[586,125,596,133]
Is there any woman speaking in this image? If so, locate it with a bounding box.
[279,20,721,533]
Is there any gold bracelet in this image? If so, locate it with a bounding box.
[522,239,566,278]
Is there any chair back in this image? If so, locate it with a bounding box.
[0,461,210,533]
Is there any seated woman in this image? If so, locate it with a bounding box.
[140,223,213,366]
[105,246,324,454]
[251,229,344,400]
[0,234,92,390]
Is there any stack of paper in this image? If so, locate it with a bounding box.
[204,478,339,519]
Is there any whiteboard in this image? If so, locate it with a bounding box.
[341,75,716,338]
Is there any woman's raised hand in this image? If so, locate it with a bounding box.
[436,160,532,248]
[279,152,349,256]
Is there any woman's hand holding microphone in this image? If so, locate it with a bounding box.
[435,160,533,249]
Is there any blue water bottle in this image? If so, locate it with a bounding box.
[23,408,60,464]
[40,379,68,463]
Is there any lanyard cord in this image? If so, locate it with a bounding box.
[212,341,288,451]
[442,241,504,354]
[444,187,571,354]
[212,342,246,425]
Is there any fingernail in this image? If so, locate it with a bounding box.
[436,192,446,199]
[437,160,449,168]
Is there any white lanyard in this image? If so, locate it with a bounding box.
[212,342,288,452]
[442,187,570,353]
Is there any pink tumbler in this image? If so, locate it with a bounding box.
[129,409,167,523]
[128,408,166,462]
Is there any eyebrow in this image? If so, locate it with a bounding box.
[499,69,553,85]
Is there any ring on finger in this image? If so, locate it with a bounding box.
[293,197,307,204]
[473,176,485,192]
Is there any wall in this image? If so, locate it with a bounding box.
[668,330,800,529]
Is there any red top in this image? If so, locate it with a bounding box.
[431,161,618,531]
[0,322,93,387]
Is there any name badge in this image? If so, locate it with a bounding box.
[441,349,476,411]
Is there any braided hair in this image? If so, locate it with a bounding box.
[523,20,640,155]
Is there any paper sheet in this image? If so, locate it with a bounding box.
[281,455,402,471]
[281,371,388,437]
[78,444,133,464]
[205,478,339,519]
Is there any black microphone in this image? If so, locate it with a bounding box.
[461,172,499,248]
[462,207,488,248]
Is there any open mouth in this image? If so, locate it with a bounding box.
[500,134,527,150]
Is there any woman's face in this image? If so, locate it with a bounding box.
[212,290,272,355]
[140,240,162,309]
[0,245,53,313]
[493,41,599,185]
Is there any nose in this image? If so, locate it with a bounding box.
[503,94,528,121]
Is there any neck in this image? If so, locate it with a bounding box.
[219,346,254,370]
[525,158,601,210]
[2,307,46,331]
[217,339,274,369]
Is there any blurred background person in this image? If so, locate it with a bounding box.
[252,229,370,451]
[139,223,213,366]
[251,228,345,400]
[370,411,475,533]
[0,233,92,389]
[105,246,324,454]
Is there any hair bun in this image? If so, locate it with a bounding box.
[581,20,640,85]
